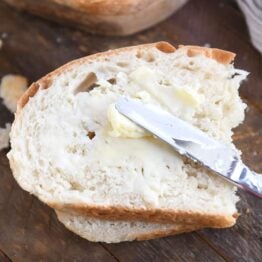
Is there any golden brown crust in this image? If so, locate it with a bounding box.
[16,77,52,118]
[11,42,238,228]
[49,201,236,228]
[180,45,235,65]
[156,42,176,53]
[134,225,202,241]
[17,82,39,111]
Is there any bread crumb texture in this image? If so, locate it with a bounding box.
[8,44,248,221]
[0,74,28,112]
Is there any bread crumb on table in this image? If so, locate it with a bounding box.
[0,74,28,113]
[1,32,8,39]
[245,208,251,214]
[0,123,11,150]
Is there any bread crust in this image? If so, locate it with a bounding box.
[56,210,202,242]
[50,201,237,228]
[180,45,236,65]
[133,225,201,241]
[3,0,188,35]
[11,42,237,228]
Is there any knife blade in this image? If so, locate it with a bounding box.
[115,97,262,198]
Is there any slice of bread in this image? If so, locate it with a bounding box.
[56,210,200,243]
[8,42,248,227]
[3,0,188,36]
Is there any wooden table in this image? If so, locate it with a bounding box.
[0,0,261,261]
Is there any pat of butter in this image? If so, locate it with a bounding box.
[174,88,199,107]
[130,67,200,111]
[107,104,148,138]
[134,90,153,103]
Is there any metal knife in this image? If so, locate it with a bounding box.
[115,97,262,198]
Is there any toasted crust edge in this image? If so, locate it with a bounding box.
[180,45,236,65]
[134,225,201,242]
[10,41,237,228]
[50,201,237,228]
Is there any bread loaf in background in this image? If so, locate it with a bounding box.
[3,0,188,36]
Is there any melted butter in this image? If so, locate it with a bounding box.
[107,67,201,140]
[107,103,149,138]
[175,88,199,107]
[130,67,200,114]
[99,67,201,206]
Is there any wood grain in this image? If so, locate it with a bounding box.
[0,249,11,262]
[103,234,225,262]
[0,0,261,261]
[197,105,262,262]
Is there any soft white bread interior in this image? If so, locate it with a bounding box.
[8,42,248,227]
[56,210,200,243]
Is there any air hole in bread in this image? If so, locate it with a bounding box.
[70,182,84,191]
[188,172,197,177]
[155,42,176,53]
[88,83,100,91]
[197,184,208,190]
[87,131,96,140]
[136,51,142,59]
[74,72,97,94]
[72,73,77,79]
[108,78,116,85]
[116,62,129,68]
[159,79,171,86]
[145,53,155,62]
[62,79,70,87]
[135,51,155,62]
[231,73,241,79]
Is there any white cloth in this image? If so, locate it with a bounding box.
[237,0,262,54]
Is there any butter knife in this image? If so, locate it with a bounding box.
[115,97,262,198]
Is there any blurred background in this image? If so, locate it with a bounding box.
[0,0,261,261]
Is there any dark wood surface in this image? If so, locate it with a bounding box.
[0,0,261,261]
